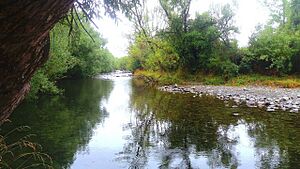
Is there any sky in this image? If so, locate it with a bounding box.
[95,0,270,58]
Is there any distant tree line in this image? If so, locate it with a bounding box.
[117,0,300,79]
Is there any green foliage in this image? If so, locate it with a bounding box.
[127,35,151,70]
[29,23,77,99]
[208,58,239,80]
[27,0,142,98]
[122,0,300,85]
[179,23,216,72]
[247,26,297,74]
[144,39,179,71]
[69,20,115,77]
[241,0,300,76]
[135,70,181,85]
[127,35,179,72]
[28,70,61,99]
[165,5,238,73]
[29,17,116,99]
[115,56,132,71]
[202,76,225,85]
[227,74,300,88]
[127,4,239,77]
[47,24,79,79]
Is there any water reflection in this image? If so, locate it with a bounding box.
[118,79,300,169]
[70,77,133,168]
[10,79,113,168]
[8,77,300,169]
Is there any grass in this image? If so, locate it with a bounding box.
[0,121,53,169]
[134,70,300,88]
[227,74,300,88]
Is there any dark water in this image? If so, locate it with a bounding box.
[7,77,300,168]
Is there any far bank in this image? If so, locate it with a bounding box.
[134,70,300,88]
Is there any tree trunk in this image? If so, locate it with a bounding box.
[0,0,74,122]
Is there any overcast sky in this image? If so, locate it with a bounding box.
[95,0,270,58]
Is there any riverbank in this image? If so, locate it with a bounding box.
[135,70,300,112]
[159,84,300,113]
[134,70,300,88]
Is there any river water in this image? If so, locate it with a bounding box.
[8,76,300,168]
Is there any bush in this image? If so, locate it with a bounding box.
[221,61,239,80]
[247,27,295,74]
[208,57,238,80]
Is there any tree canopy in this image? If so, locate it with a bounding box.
[118,0,300,79]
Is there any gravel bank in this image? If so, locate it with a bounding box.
[159,84,300,113]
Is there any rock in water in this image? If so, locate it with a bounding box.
[290,109,299,113]
[232,112,240,116]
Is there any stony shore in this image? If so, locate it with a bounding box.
[159,84,300,113]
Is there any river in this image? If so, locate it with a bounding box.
[6,76,300,168]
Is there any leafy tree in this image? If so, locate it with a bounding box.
[29,17,116,98]
[116,56,130,70]
[247,26,296,74]
[69,20,115,77]
[127,35,152,70]
[29,23,78,99]
[208,40,240,79]
[127,34,179,72]
[159,0,192,33]
[126,2,239,78]
[290,0,300,29]
[210,4,239,45]
[241,0,300,75]
[144,39,179,71]
[262,0,290,26]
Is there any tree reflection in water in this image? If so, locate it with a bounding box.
[117,79,300,169]
[9,79,113,168]
[7,78,300,168]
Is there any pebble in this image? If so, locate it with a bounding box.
[232,112,240,116]
[290,109,299,113]
[159,84,300,113]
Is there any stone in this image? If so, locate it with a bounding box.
[159,84,300,113]
[232,112,240,116]
[281,97,289,101]
[290,109,299,113]
[267,108,275,112]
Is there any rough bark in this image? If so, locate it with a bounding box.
[0,0,75,122]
